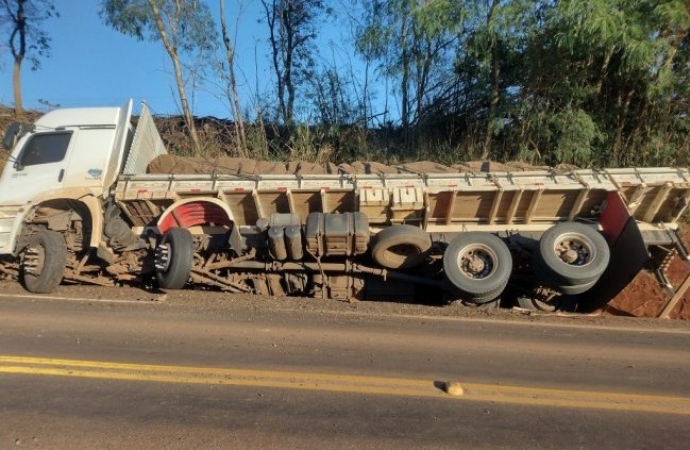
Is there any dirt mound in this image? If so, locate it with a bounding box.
[146,154,552,176]
[606,227,690,320]
[0,106,41,173]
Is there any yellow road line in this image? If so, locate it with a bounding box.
[1,355,689,415]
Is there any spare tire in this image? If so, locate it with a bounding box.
[443,232,512,304]
[371,225,432,269]
[535,222,610,287]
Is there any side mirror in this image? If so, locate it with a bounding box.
[12,159,24,172]
[2,121,22,150]
[2,121,32,151]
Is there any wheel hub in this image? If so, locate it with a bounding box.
[465,254,486,274]
[155,244,171,271]
[460,247,494,279]
[562,249,579,264]
[23,246,44,275]
[555,235,594,266]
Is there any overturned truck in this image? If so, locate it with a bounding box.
[1,100,689,312]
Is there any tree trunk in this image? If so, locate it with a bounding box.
[595,48,615,95]
[262,0,289,125]
[612,89,635,166]
[220,0,247,157]
[147,0,202,155]
[11,0,27,117]
[482,0,501,161]
[399,3,410,145]
[284,0,295,126]
[13,57,23,117]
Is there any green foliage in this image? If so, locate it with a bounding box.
[100,0,218,154]
[0,0,59,70]
[548,108,602,167]
[261,0,325,126]
[348,0,690,168]
[99,0,690,168]
[0,0,59,115]
[99,0,216,53]
[356,0,460,132]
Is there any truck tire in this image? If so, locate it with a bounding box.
[22,229,68,294]
[535,222,609,286]
[155,227,194,289]
[534,253,599,295]
[443,232,512,304]
[517,295,561,312]
[557,279,597,295]
[371,225,432,269]
[535,262,599,295]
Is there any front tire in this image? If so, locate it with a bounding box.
[22,229,68,294]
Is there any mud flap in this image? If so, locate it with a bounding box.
[577,192,649,313]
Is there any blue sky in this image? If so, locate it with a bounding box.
[0,0,364,119]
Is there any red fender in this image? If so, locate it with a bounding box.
[157,198,234,234]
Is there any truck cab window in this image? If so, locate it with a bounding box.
[18,132,72,167]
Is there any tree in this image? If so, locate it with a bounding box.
[356,0,461,148]
[261,0,324,126]
[0,0,58,117]
[544,0,690,166]
[219,0,247,156]
[455,0,549,161]
[100,0,217,155]
[347,0,690,167]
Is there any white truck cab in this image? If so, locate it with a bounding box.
[0,100,133,254]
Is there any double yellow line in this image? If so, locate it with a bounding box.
[1,355,689,415]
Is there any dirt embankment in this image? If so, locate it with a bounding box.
[606,225,690,320]
[607,259,690,320]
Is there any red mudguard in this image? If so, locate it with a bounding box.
[578,192,649,312]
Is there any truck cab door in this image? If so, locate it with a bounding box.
[1,130,73,202]
[0,130,73,251]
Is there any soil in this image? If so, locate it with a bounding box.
[606,226,690,320]
[4,279,690,333]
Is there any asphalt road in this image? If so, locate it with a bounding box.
[1,285,689,449]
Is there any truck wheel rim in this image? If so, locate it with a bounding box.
[155,243,172,271]
[553,232,595,266]
[457,244,497,279]
[23,244,45,277]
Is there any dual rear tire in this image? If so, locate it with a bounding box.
[441,223,610,308]
[443,232,512,304]
[534,222,609,295]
